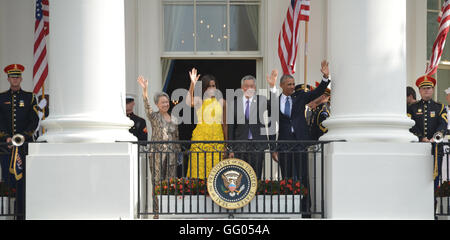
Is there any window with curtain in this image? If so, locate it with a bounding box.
[163,0,260,53]
[427,0,450,104]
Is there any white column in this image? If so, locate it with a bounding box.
[39,0,135,143]
[321,0,434,219]
[321,0,416,142]
[27,0,138,220]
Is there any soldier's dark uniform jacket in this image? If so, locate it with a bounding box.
[407,99,448,141]
[127,112,148,141]
[0,89,39,143]
[310,103,330,141]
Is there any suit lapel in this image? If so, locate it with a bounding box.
[250,96,258,120]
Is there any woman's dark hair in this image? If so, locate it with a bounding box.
[201,74,218,95]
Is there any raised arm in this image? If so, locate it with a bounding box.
[186,68,202,108]
[137,76,156,121]
[304,60,331,103]
[267,69,279,96]
[138,75,149,100]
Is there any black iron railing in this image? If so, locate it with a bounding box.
[0,142,26,220]
[136,140,330,219]
[434,142,450,218]
[1,140,446,220]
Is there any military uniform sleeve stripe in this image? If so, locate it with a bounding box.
[33,105,39,115]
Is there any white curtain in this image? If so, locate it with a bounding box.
[230,5,259,51]
[164,5,194,52]
[245,5,259,48]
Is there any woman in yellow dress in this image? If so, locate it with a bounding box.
[186,68,227,179]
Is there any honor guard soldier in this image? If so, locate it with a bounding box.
[295,84,315,127]
[309,82,331,141]
[126,95,148,142]
[408,76,448,189]
[0,64,39,219]
[407,76,448,142]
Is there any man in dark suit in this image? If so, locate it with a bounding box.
[228,75,268,179]
[267,60,330,178]
[267,61,331,218]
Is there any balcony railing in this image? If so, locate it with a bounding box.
[433,142,450,218]
[1,140,448,220]
[0,142,26,220]
[136,140,330,219]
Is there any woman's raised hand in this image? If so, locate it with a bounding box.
[189,68,201,85]
[137,76,149,95]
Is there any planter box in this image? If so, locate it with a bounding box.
[244,195,303,213]
[159,195,303,214]
[0,197,15,220]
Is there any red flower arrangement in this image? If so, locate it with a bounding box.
[154,178,207,196]
[257,179,307,196]
[154,178,308,196]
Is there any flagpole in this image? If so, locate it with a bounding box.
[304,21,309,92]
[41,84,46,134]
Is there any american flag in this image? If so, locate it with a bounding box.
[33,0,49,95]
[426,0,449,76]
[278,0,310,75]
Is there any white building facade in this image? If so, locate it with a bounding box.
[1,0,439,118]
[0,0,446,219]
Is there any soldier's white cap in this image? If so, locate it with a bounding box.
[126,94,135,103]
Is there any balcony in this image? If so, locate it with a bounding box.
[1,141,449,220]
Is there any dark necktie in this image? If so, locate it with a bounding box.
[285,96,291,118]
[246,99,252,139]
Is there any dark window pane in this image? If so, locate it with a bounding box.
[427,0,440,10]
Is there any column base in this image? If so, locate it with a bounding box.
[324,142,434,219]
[26,142,138,220]
[39,116,137,143]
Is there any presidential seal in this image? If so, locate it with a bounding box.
[207,158,257,210]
